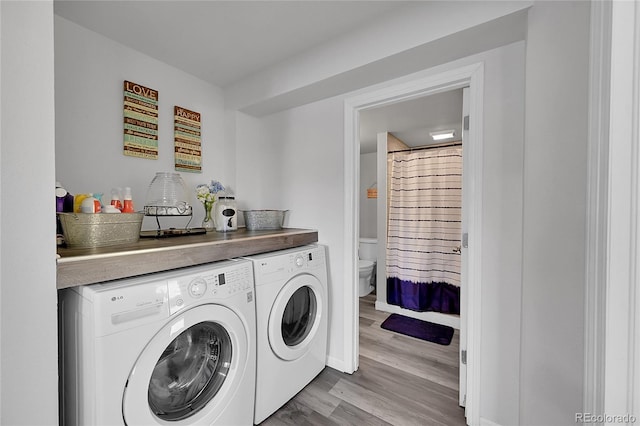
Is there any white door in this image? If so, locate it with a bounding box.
[459,87,470,410]
[268,273,325,361]
[122,304,248,425]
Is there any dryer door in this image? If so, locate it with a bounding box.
[268,273,325,361]
[122,304,248,425]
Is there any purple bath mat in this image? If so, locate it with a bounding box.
[380,313,454,345]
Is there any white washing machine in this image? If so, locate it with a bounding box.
[245,244,328,424]
[59,259,256,426]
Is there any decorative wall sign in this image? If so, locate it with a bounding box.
[174,106,202,173]
[123,80,158,159]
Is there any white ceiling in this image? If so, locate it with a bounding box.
[54,1,479,154]
[54,0,413,88]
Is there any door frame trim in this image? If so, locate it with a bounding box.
[600,0,640,416]
[583,0,611,415]
[342,61,484,425]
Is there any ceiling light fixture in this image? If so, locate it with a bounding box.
[430,130,456,141]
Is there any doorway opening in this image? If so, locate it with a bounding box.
[343,62,484,425]
[362,90,465,330]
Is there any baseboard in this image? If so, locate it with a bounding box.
[375,300,461,329]
[479,417,502,426]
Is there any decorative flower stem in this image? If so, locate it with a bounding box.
[202,200,215,232]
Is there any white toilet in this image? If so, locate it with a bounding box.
[358,238,377,297]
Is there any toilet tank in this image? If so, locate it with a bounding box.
[359,238,378,261]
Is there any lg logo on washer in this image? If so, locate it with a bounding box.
[111,296,124,302]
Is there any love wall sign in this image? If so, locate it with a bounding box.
[123,80,159,159]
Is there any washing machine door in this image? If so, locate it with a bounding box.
[268,273,324,361]
[122,304,248,425]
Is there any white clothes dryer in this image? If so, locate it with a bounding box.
[244,244,328,424]
[59,259,256,426]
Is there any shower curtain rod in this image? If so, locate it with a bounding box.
[388,140,462,153]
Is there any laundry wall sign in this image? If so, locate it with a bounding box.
[174,106,202,173]
[123,80,159,159]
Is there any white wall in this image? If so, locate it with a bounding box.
[55,17,230,229]
[0,2,59,424]
[236,41,526,425]
[359,152,377,239]
[233,111,283,211]
[473,42,525,426]
[520,1,590,424]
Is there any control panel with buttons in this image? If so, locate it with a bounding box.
[252,245,326,285]
[167,261,254,315]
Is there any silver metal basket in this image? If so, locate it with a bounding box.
[58,212,144,248]
[242,210,287,231]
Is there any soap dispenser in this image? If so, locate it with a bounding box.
[122,187,135,213]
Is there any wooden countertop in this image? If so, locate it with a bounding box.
[56,228,318,289]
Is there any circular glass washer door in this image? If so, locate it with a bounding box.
[268,273,325,361]
[123,304,248,425]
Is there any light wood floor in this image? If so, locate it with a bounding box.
[260,293,467,426]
